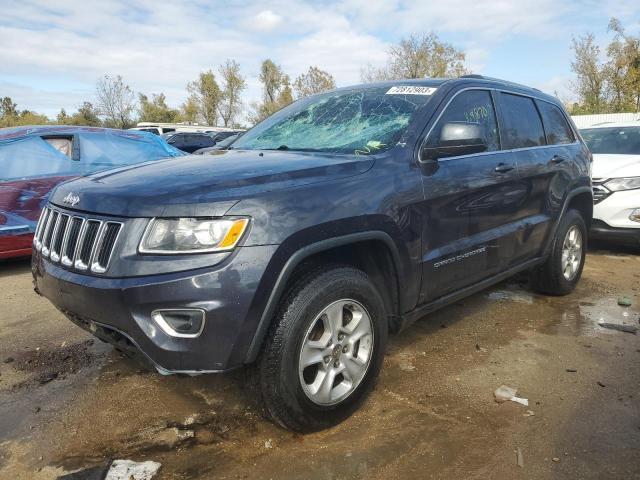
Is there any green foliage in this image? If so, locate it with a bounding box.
[138,93,180,123]
[571,18,640,114]
[0,97,50,127]
[56,102,102,126]
[293,66,336,98]
[187,70,221,126]
[250,59,294,124]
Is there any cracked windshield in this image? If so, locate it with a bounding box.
[232,86,435,155]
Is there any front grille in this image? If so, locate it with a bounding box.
[33,206,123,274]
[592,183,611,205]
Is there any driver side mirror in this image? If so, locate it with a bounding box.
[420,122,488,163]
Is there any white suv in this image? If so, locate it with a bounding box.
[580,123,640,246]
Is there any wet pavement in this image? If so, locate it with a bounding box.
[1,243,639,479]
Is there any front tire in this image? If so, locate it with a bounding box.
[253,265,387,432]
[531,209,587,295]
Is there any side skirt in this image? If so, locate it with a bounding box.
[398,256,545,329]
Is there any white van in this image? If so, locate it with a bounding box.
[129,122,237,136]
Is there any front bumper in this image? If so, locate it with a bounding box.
[32,244,277,373]
[590,219,640,245]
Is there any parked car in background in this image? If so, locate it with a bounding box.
[208,130,244,143]
[164,132,217,153]
[0,126,184,259]
[33,76,592,432]
[580,123,640,246]
[193,132,243,154]
[129,122,239,136]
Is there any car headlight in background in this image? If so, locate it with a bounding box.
[140,217,249,254]
[604,177,640,192]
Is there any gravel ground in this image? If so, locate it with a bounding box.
[0,242,639,479]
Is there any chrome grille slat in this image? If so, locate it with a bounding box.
[38,206,121,274]
[50,214,70,262]
[33,208,51,251]
[75,220,101,270]
[62,217,84,266]
[41,211,59,257]
[92,222,123,273]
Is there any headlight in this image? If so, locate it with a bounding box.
[604,177,640,192]
[140,217,249,254]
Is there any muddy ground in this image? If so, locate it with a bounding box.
[1,243,639,480]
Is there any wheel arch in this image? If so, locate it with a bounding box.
[543,186,593,256]
[243,231,405,364]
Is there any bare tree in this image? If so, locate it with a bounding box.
[361,33,468,82]
[95,75,136,129]
[293,66,336,98]
[217,60,246,127]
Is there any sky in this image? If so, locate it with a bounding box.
[0,0,639,123]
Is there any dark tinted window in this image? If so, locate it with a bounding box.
[580,127,640,154]
[537,101,574,145]
[500,93,546,149]
[426,89,500,152]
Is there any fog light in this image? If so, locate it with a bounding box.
[630,209,640,223]
[151,309,205,338]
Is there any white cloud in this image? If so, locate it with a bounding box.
[245,10,283,32]
[0,0,638,122]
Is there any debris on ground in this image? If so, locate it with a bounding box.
[475,344,488,353]
[552,457,560,463]
[264,439,273,449]
[597,381,606,388]
[617,296,632,307]
[3,356,14,364]
[566,368,577,373]
[58,462,111,480]
[598,322,638,334]
[523,410,535,417]
[494,385,529,406]
[516,448,524,467]
[105,460,161,480]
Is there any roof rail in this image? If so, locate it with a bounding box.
[459,74,542,92]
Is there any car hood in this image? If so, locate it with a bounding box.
[50,149,375,217]
[592,154,640,180]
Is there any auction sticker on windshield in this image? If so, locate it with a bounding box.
[386,86,437,95]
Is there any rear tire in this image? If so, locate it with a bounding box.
[530,209,587,295]
[252,265,387,432]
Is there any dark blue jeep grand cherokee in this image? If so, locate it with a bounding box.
[32,76,592,432]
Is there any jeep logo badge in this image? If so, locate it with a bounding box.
[63,192,80,207]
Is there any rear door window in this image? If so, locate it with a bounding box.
[536,101,575,145]
[499,93,546,149]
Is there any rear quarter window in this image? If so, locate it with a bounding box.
[499,93,546,149]
[537,101,574,145]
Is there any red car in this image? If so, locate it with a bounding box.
[0,126,184,259]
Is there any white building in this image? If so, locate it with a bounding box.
[571,112,640,128]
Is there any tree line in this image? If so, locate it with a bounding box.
[5,22,635,131]
[0,32,471,130]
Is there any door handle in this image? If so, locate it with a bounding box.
[549,155,566,165]
[494,163,515,173]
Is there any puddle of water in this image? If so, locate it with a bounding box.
[548,297,639,337]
